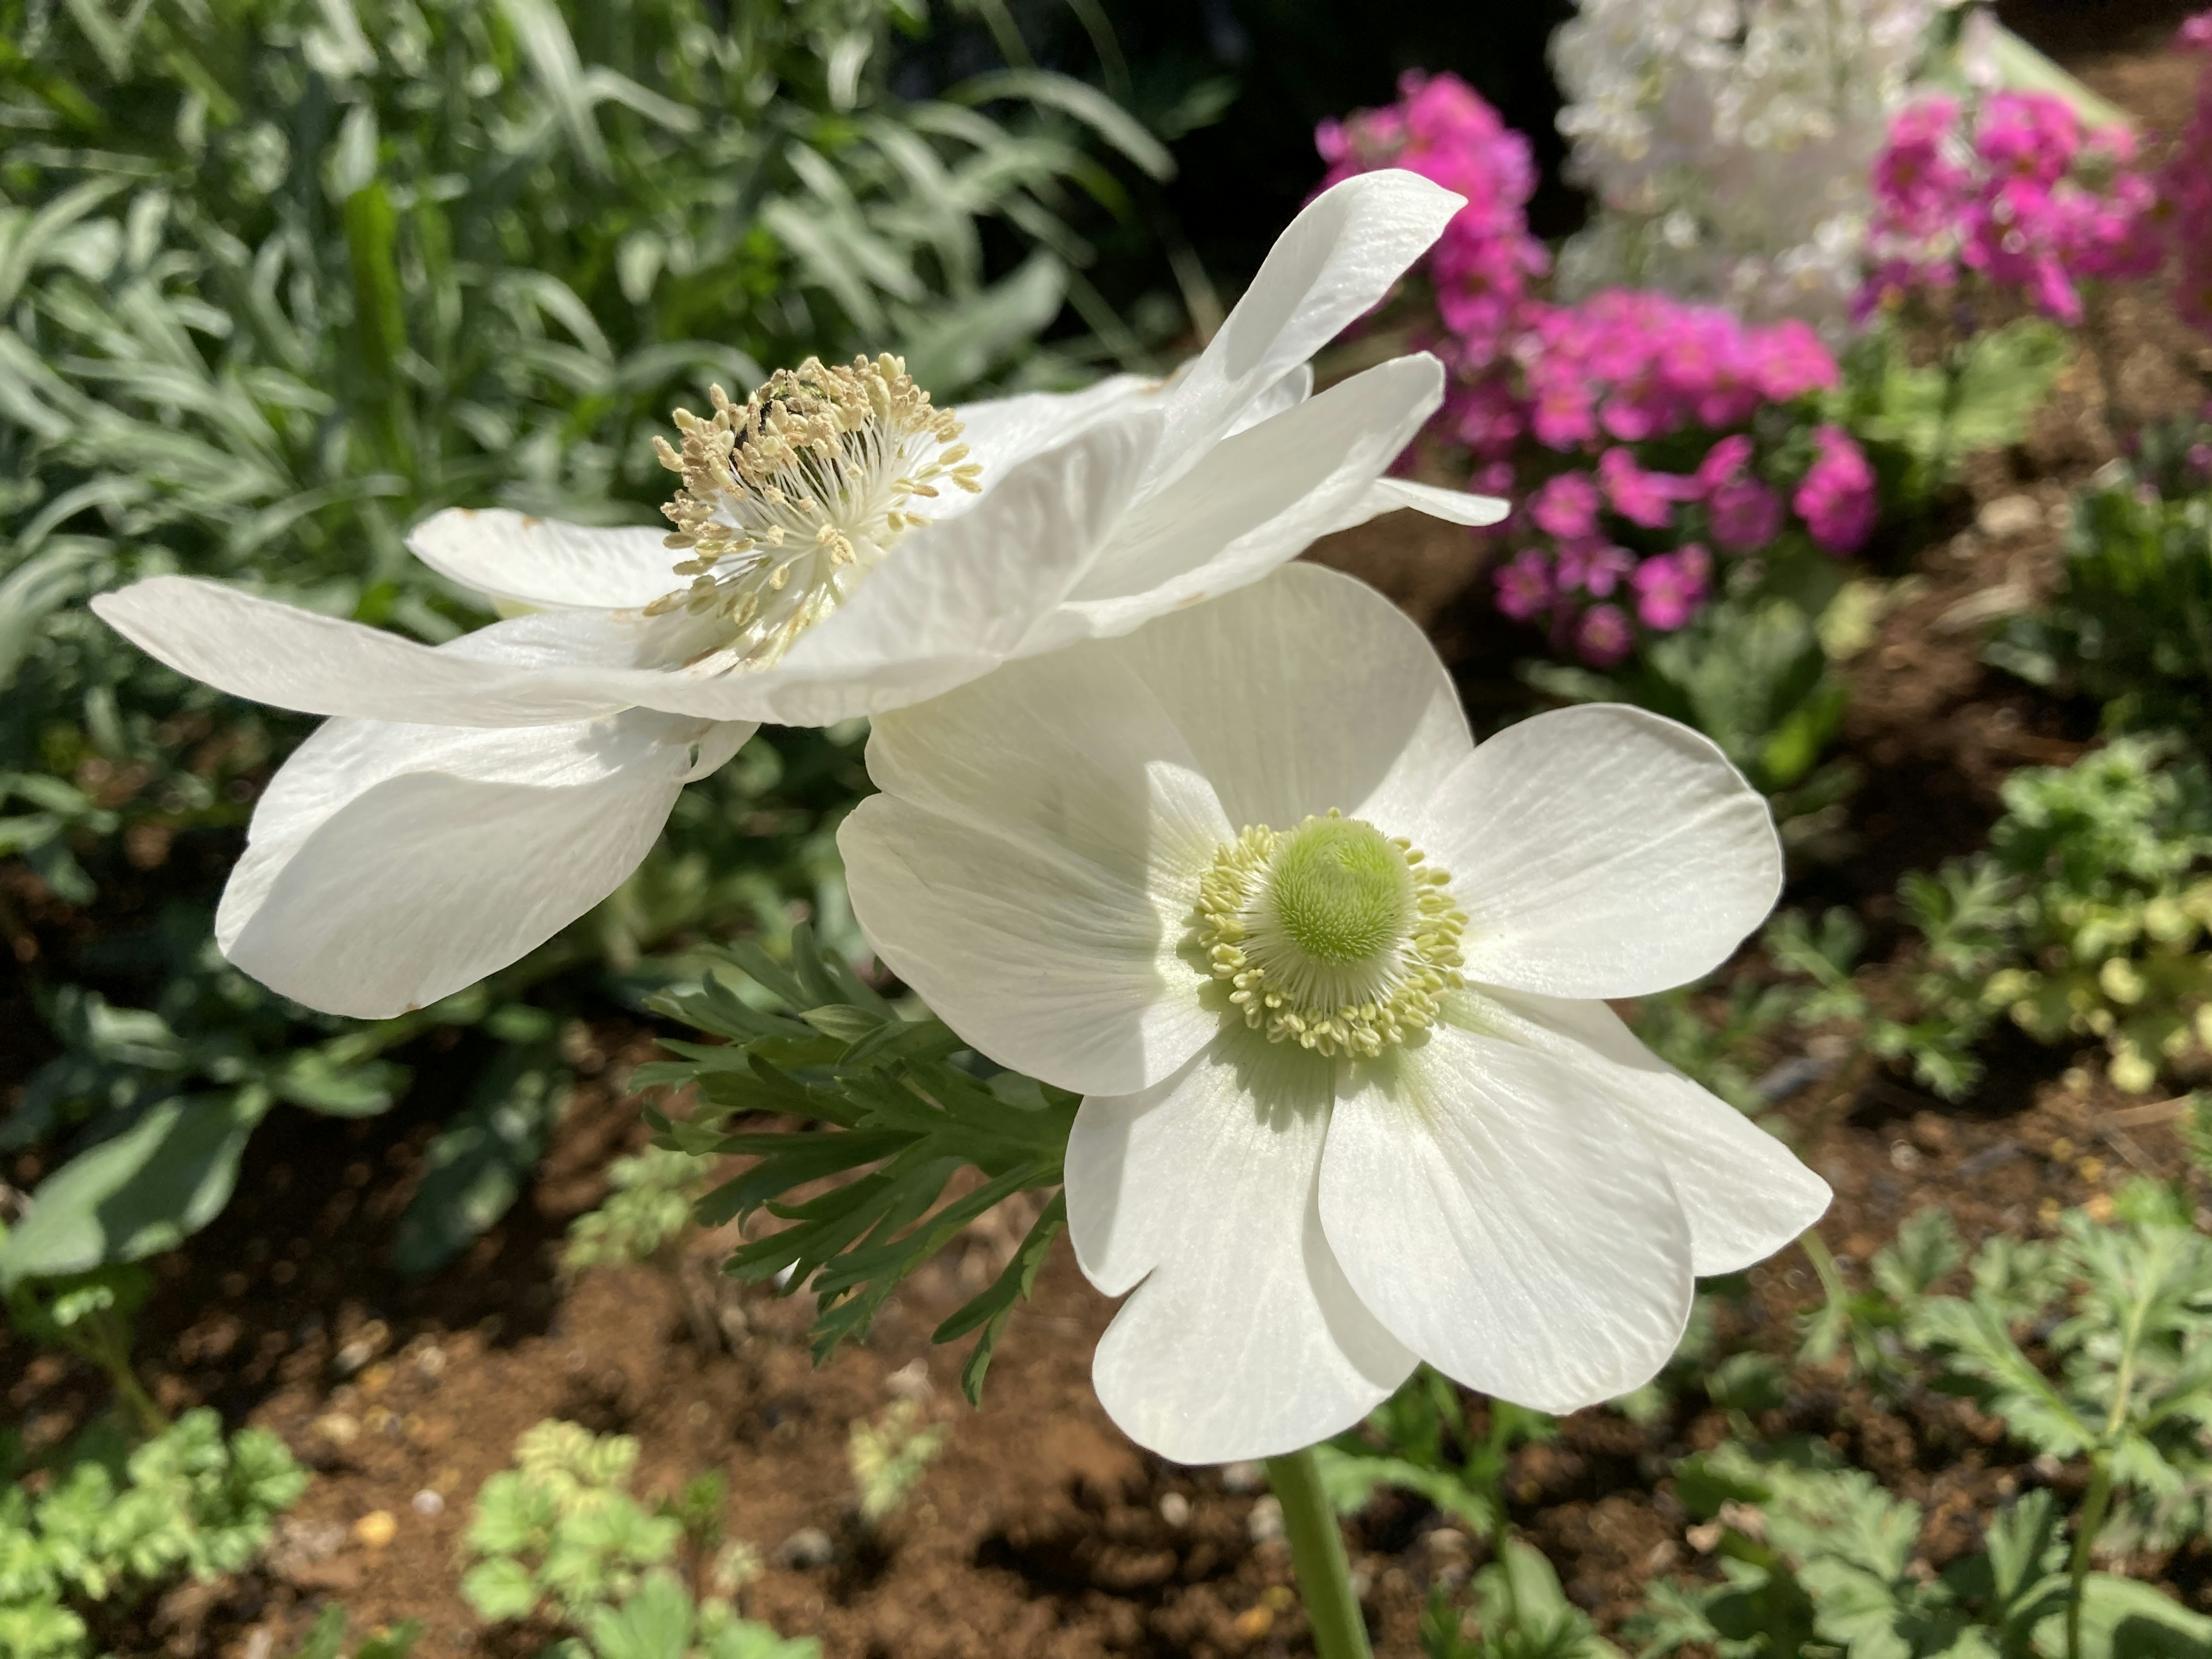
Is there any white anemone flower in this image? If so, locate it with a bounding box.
[838,563,1831,1465]
[89,170,1503,1020]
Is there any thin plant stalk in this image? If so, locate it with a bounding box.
[1265,1445,1372,1659]
[2069,1272,2152,1659]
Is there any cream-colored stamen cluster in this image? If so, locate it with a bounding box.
[649,353,982,668]
[1194,810,1467,1058]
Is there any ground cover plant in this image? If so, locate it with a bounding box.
[14,2,2212,1657]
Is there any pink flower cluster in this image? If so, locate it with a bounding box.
[1314,72,1876,669]
[1317,71,1550,366]
[1490,421,1876,665]
[2169,13,2212,335]
[1861,90,2161,325]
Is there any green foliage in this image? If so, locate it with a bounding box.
[846,1399,946,1525]
[287,1605,422,1659]
[1754,740,2212,1099]
[1649,1441,2212,1659]
[462,1421,684,1626]
[563,1145,713,1275]
[1839,318,2071,505]
[0,1408,308,1659]
[1523,554,1862,797]
[1993,418,2212,736]
[1,1255,165,1434]
[645,927,1073,1403]
[460,1422,810,1659]
[1,0,1168,1283]
[1316,1366,1555,1538]
[1904,738,2212,1097]
[1911,1187,2212,1556]
[1422,1538,1621,1659]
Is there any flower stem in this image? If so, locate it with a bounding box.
[1264,1446,1371,1659]
[2066,1450,2114,1659]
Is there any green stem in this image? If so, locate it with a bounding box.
[2070,1275,2152,1659]
[2067,1450,2115,1659]
[73,1310,167,1437]
[1265,1446,1372,1659]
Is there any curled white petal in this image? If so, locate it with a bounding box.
[407,509,682,612]
[1050,353,1446,635]
[1147,170,1464,487]
[221,710,751,1018]
[92,579,649,727]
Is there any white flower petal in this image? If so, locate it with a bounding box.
[407,509,682,612]
[1479,990,1831,1277]
[1416,704,1783,999]
[698,411,1160,728]
[1098,562,1472,834]
[1069,1032,1417,1463]
[221,710,750,1018]
[1319,1016,1694,1413]
[1222,363,1313,438]
[92,578,648,726]
[1056,353,1445,620]
[840,789,1220,1097]
[1342,478,1510,529]
[948,373,1160,513]
[1147,171,1463,487]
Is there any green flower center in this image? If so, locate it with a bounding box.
[1194,810,1467,1058]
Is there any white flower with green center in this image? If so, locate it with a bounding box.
[838,563,1831,1464]
[87,171,1502,1019]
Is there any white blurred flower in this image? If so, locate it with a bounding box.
[91,171,1503,1018]
[1552,0,1957,327]
[839,564,1830,1464]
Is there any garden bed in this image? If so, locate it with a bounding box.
[11,10,2212,1659]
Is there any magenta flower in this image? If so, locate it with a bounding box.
[1794,427,1879,555]
[1575,603,1634,668]
[2168,12,2212,336]
[1864,90,2157,327]
[1709,476,1786,553]
[1495,550,1554,620]
[1555,538,1634,598]
[1631,546,1712,632]
[1598,448,1687,530]
[1531,471,1602,539]
[1694,435,1755,496]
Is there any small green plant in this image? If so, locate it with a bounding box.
[563,1147,713,1275]
[1994,415,2212,737]
[458,1419,811,1658]
[2,1259,164,1436]
[1797,1206,1967,1391]
[287,1606,422,1659]
[846,1400,946,1527]
[1838,316,2073,509]
[1421,1537,1620,1659]
[461,1422,685,1626]
[1753,740,2212,1099]
[1315,1366,1556,1539]
[1646,1440,2212,1659]
[1911,1184,2212,1569]
[0,1408,308,1659]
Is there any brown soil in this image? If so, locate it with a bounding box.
[10,14,2212,1659]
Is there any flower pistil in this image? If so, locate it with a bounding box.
[1195,810,1467,1057]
